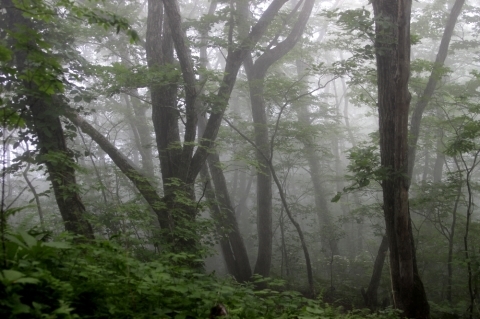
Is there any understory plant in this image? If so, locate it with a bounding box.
[0,224,401,319]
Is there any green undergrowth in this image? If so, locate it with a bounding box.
[0,229,401,319]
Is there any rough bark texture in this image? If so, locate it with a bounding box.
[5,0,94,239]
[372,0,429,317]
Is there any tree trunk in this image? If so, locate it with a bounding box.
[124,92,155,178]
[22,162,45,230]
[245,56,274,278]
[226,119,316,297]
[407,0,465,180]
[5,0,94,239]
[207,151,252,282]
[241,0,315,278]
[361,235,389,310]
[372,0,429,317]
[433,108,446,183]
[145,0,290,253]
[66,113,170,231]
[295,61,340,256]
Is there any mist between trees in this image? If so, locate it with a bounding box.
[1,0,479,318]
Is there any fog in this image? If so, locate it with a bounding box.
[1,0,479,317]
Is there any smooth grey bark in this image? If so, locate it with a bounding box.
[198,115,252,282]
[199,165,238,275]
[241,0,315,278]
[205,152,252,282]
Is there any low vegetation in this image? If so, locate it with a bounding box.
[0,225,403,319]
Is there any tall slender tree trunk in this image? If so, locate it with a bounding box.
[372,0,429,317]
[433,108,446,183]
[245,56,274,278]
[207,152,252,282]
[294,61,340,256]
[407,0,465,179]
[144,0,290,253]
[241,0,315,278]
[197,110,252,281]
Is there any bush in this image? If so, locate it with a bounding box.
[0,229,401,319]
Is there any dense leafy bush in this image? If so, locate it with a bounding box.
[0,228,401,319]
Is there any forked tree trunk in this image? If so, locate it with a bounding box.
[145,0,290,253]
[372,0,429,317]
[241,0,315,278]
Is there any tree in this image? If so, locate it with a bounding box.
[408,0,466,180]
[3,0,94,239]
[145,0,291,253]
[372,0,430,317]
[239,0,315,279]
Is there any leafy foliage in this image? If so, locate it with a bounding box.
[0,226,402,319]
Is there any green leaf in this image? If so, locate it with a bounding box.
[1,269,25,282]
[331,192,342,203]
[5,234,28,249]
[0,45,12,62]
[15,277,40,284]
[43,241,71,249]
[19,230,38,248]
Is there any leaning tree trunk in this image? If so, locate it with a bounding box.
[195,0,251,281]
[5,0,94,239]
[66,113,170,230]
[361,235,389,310]
[407,0,465,180]
[372,0,429,317]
